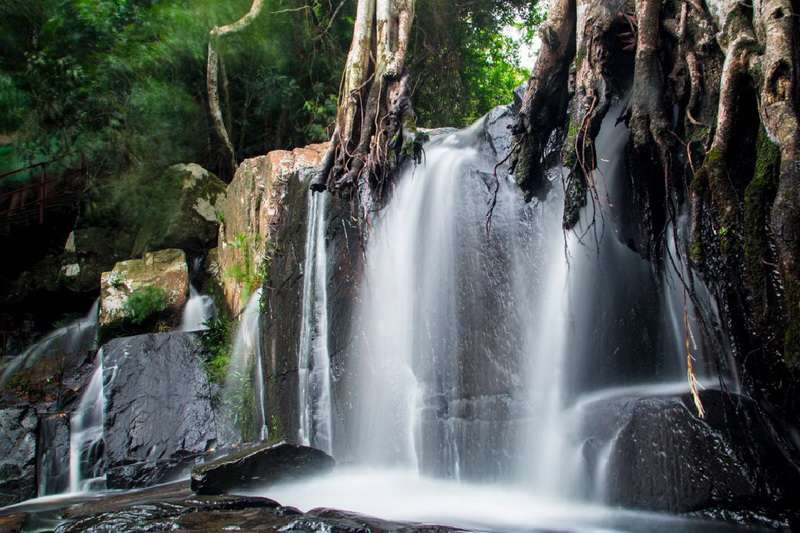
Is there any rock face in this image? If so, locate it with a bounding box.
[99,249,189,328]
[0,408,37,506]
[60,227,136,294]
[133,164,227,256]
[216,144,327,313]
[583,390,800,517]
[36,413,71,496]
[101,332,230,489]
[190,442,334,495]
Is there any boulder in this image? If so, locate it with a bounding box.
[99,249,188,328]
[585,390,800,518]
[132,164,227,256]
[0,408,37,506]
[216,144,327,313]
[190,442,334,495]
[60,227,136,294]
[101,332,231,489]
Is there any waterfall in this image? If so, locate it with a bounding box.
[180,284,215,332]
[225,289,268,441]
[0,299,99,388]
[350,119,539,477]
[297,192,333,454]
[255,103,741,528]
[68,351,106,493]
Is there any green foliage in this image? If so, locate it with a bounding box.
[123,285,168,325]
[226,232,262,304]
[268,414,284,443]
[411,0,544,127]
[199,315,232,384]
[226,361,258,441]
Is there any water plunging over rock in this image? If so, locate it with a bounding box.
[0,299,98,390]
[180,284,215,332]
[297,192,332,454]
[68,353,105,493]
[225,290,268,442]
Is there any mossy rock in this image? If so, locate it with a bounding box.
[98,249,189,339]
[132,164,226,256]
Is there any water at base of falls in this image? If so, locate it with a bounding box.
[247,469,747,533]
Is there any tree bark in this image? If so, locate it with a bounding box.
[512,0,576,201]
[515,0,800,409]
[207,0,266,179]
[311,0,418,216]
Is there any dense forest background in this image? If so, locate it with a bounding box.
[0,0,541,203]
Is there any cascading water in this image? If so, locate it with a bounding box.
[252,103,741,530]
[68,352,106,493]
[225,289,268,441]
[180,284,215,332]
[0,299,99,388]
[297,192,333,454]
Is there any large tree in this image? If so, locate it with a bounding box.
[513,0,800,411]
[310,0,419,215]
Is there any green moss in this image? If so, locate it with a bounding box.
[784,281,800,367]
[563,170,588,229]
[124,286,168,325]
[199,315,232,385]
[267,415,284,443]
[225,233,263,305]
[742,128,780,325]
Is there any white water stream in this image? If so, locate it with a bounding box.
[180,284,214,332]
[297,192,333,453]
[225,289,268,440]
[68,352,106,493]
[0,299,99,388]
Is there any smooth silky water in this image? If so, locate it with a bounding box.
[247,104,745,531]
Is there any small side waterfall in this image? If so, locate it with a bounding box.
[297,192,333,454]
[225,289,268,441]
[68,352,106,493]
[180,284,215,332]
[0,299,99,388]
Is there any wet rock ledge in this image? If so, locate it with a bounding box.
[1,481,457,533]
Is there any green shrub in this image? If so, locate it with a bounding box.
[199,315,232,384]
[123,286,168,325]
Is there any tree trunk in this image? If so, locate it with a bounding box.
[311,0,418,219]
[207,0,266,179]
[515,0,800,410]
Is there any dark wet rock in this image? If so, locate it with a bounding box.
[191,441,334,495]
[0,512,26,532]
[483,104,516,162]
[0,407,37,506]
[101,332,231,489]
[37,412,71,496]
[4,481,455,532]
[587,390,800,521]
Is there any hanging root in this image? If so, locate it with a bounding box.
[685,299,706,418]
[313,0,420,220]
